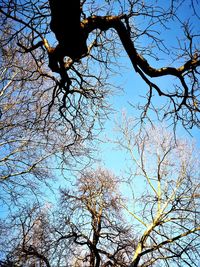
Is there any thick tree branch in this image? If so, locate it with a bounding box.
[22,246,51,267]
[130,225,200,267]
[45,6,200,117]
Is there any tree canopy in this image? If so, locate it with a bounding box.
[0,129,199,266]
[0,1,200,266]
[0,0,199,133]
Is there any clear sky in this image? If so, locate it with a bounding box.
[97,62,200,176]
[0,2,199,265]
[0,0,199,213]
[95,0,200,176]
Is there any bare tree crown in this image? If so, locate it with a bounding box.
[0,0,199,132]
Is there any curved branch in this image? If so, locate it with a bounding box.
[140,226,200,258]
[22,246,51,267]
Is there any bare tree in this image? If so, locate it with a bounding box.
[0,2,110,142]
[0,0,200,209]
[0,28,93,205]
[54,168,134,267]
[0,203,52,267]
[1,128,200,267]
[0,0,199,131]
[115,116,200,266]
[0,168,134,267]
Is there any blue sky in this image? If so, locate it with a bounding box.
[97,62,200,176]
[0,0,199,213]
[95,0,200,175]
[0,2,199,265]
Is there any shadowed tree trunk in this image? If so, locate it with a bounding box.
[49,0,86,60]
